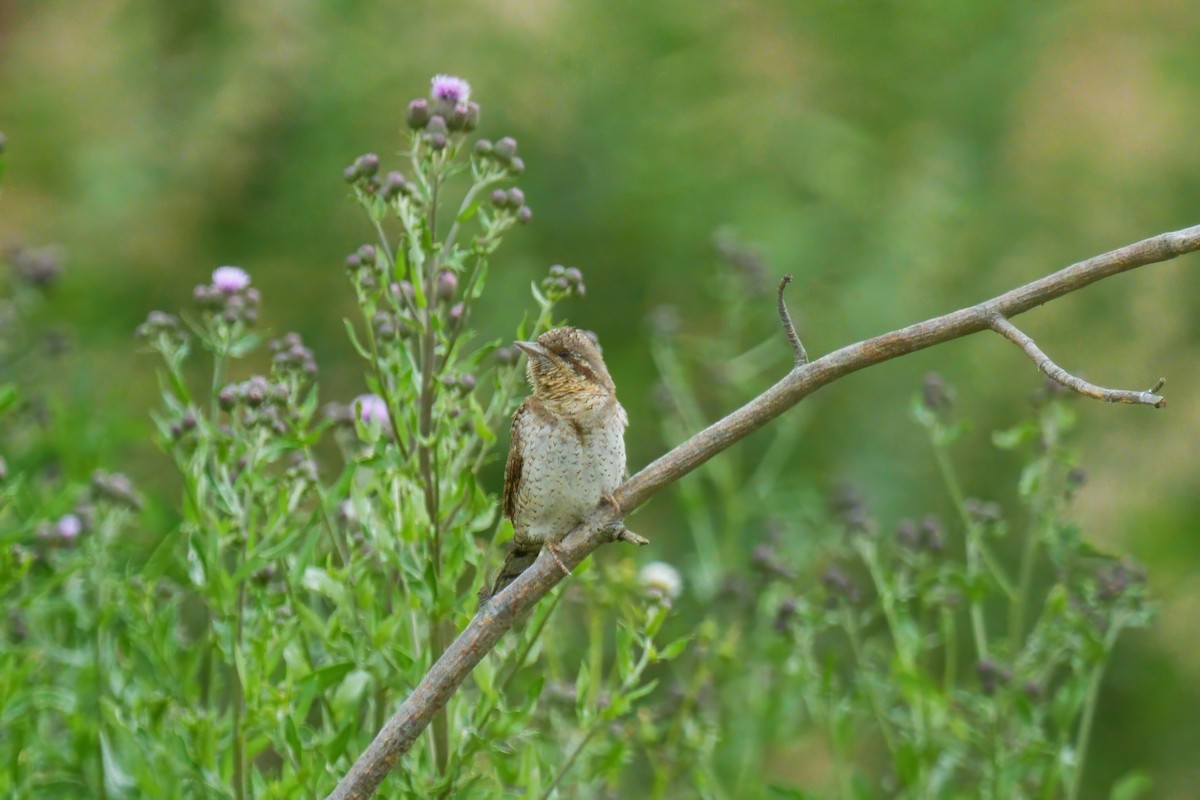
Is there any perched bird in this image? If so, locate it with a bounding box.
[482,326,627,600]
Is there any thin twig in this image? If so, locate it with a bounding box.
[776,274,808,366]
[609,524,650,547]
[326,223,1200,800]
[988,315,1166,408]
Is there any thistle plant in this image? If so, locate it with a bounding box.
[4,75,680,799]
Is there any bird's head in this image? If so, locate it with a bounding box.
[516,326,616,415]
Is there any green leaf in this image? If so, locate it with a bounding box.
[457,200,480,223]
[1110,772,1153,800]
[284,717,304,762]
[333,669,372,708]
[228,331,264,358]
[300,661,356,692]
[657,636,691,662]
[992,420,1038,451]
[302,566,345,603]
[530,280,548,309]
[0,383,18,416]
[142,526,182,581]
[100,731,136,797]
[342,319,372,359]
[327,722,355,763]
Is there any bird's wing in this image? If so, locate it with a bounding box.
[502,402,525,521]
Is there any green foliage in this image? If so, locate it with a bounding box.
[0,80,1157,799]
[635,272,1153,798]
[0,83,686,798]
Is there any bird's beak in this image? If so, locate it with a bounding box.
[514,340,550,361]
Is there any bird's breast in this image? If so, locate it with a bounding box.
[511,405,626,545]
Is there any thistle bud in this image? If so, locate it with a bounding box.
[508,157,525,175]
[449,302,465,324]
[490,188,508,208]
[474,138,493,156]
[356,153,379,177]
[427,115,448,136]
[517,205,533,224]
[381,171,407,199]
[506,188,525,207]
[447,102,470,131]
[435,269,458,302]
[343,164,359,183]
[407,98,431,129]
[493,136,518,161]
[429,132,448,151]
[464,102,481,131]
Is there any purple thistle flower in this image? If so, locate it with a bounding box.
[56,514,83,541]
[353,394,391,429]
[212,266,251,293]
[430,74,471,104]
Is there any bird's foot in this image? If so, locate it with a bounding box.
[544,542,572,577]
[601,493,622,514]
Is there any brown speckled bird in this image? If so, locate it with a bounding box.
[482,326,627,600]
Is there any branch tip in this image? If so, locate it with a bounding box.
[776,273,808,366]
[606,522,649,547]
[988,316,1166,409]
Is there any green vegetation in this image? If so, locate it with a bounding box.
[3,5,1199,797]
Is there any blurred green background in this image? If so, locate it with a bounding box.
[3,1,1199,795]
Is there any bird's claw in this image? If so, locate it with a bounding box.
[601,493,622,514]
[544,542,571,577]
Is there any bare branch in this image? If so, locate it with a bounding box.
[988,315,1166,408]
[777,274,808,365]
[609,524,650,546]
[326,223,1200,800]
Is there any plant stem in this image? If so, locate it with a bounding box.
[90,534,110,800]
[1067,621,1123,800]
[420,156,450,777]
[1010,507,1042,647]
[941,608,957,693]
[540,724,602,800]
[232,575,247,800]
[841,606,898,756]
[931,442,990,661]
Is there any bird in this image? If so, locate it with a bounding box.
[481,326,627,601]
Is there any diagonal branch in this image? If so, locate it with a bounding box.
[988,315,1166,408]
[326,223,1200,800]
[777,274,808,365]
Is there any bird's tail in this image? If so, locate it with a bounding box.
[479,541,541,604]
